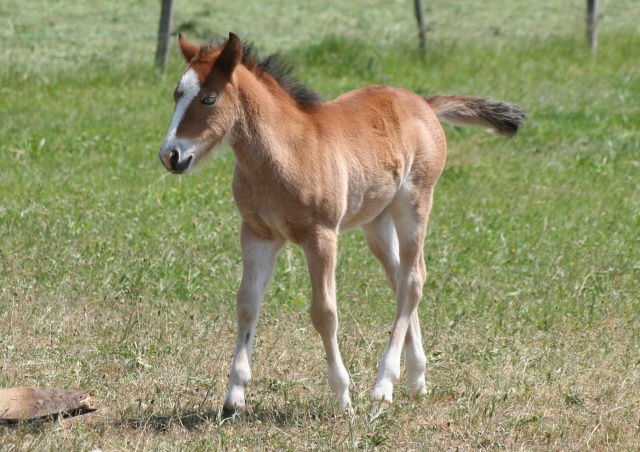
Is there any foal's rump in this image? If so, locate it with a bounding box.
[424,94,526,138]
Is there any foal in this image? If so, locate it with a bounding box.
[159,33,525,414]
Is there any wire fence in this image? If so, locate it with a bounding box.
[1,0,638,74]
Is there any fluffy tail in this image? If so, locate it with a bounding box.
[425,94,526,138]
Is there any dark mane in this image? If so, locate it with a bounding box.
[203,37,321,109]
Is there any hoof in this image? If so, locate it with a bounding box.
[337,393,353,416]
[331,397,354,417]
[221,404,243,419]
[407,381,427,397]
[370,399,391,416]
[342,404,355,417]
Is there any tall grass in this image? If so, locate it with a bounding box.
[1,1,639,449]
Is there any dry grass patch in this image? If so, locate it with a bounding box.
[2,291,640,449]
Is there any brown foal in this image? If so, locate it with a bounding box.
[159,33,525,414]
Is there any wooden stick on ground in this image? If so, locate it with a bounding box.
[0,387,96,421]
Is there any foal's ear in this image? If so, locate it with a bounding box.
[179,33,199,62]
[213,32,243,81]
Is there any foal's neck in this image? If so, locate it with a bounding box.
[227,68,313,174]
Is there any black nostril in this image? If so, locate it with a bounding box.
[169,148,180,167]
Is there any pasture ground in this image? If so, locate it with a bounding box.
[1,0,639,450]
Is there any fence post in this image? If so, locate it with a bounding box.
[586,0,600,52]
[155,0,175,70]
[414,0,428,55]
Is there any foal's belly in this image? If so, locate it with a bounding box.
[339,186,397,232]
[235,161,402,240]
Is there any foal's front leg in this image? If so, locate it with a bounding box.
[223,224,284,414]
[302,227,352,413]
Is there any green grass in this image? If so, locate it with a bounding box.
[1,1,640,450]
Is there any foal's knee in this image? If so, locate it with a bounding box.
[309,300,337,335]
[236,291,261,326]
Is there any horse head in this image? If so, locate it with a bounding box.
[159,33,243,174]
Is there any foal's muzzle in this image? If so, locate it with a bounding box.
[160,147,193,174]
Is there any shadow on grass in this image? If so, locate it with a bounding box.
[125,409,220,432]
[0,418,49,433]
[124,402,330,432]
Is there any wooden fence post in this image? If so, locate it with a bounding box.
[414,0,428,55]
[155,0,175,70]
[586,0,600,52]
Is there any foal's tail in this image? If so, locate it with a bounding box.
[424,95,526,138]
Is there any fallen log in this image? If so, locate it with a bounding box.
[0,387,96,421]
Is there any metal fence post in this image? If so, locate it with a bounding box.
[587,0,600,52]
[414,0,428,55]
[155,0,175,70]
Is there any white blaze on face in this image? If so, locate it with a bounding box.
[162,68,201,150]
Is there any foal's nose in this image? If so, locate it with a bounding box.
[160,146,193,174]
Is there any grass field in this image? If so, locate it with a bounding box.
[1,0,640,450]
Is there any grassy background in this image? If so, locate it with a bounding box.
[1,0,639,450]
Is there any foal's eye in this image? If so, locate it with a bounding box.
[202,95,217,106]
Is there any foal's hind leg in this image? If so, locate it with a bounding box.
[404,275,428,397]
[362,209,399,293]
[370,187,433,412]
[223,224,284,414]
[363,210,428,399]
[302,227,351,412]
